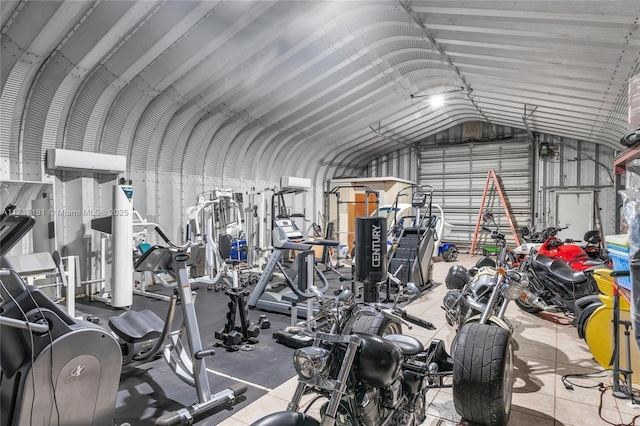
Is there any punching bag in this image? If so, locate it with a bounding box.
[355,217,387,302]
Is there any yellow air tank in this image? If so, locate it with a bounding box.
[584,269,640,384]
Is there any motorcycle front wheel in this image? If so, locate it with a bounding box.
[452,323,514,426]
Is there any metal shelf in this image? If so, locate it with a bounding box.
[614,145,640,175]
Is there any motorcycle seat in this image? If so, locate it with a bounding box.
[532,254,587,283]
[385,334,424,356]
[549,259,587,283]
[532,254,555,270]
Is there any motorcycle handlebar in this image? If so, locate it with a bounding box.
[377,306,436,331]
[400,311,436,330]
[482,226,505,241]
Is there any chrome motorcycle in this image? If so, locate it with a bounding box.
[251,284,515,426]
[443,225,527,331]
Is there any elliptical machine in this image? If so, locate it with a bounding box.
[1,214,121,426]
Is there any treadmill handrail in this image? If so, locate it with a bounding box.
[284,262,330,301]
[280,241,313,251]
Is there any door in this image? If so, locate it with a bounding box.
[555,191,594,241]
[348,192,379,252]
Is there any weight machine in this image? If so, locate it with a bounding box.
[87,183,134,308]
[186,189,245,286]
[242,187,276,269]
[324,183,379,266]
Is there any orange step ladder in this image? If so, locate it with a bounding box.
[469,170,521,255]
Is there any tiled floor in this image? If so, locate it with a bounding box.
[219,254,640,425]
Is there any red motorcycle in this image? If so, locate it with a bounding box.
[535,227,609,271]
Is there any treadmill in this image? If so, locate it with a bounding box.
[247,216,338,318]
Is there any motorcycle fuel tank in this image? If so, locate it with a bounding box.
[469,267,496,301]
[354,333,402,388]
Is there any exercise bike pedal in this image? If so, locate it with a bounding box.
[195,349,216,359]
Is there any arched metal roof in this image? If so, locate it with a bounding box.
[1,0,638,184]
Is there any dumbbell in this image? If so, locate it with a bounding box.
[237,323,260,338]
[225,330,243,346]
[258,315,271,329]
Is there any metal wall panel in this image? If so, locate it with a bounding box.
[535,136,616,238]
[419,137,532,251]
[22,52,74,178]
[66,67,114,152]
[368,123,618,251]
[157,106,196,172]
[1,59,34,165]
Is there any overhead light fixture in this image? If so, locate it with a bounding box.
[430,94,445,109]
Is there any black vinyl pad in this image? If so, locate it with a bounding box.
[109,309,164,344]
[134,246,173,272]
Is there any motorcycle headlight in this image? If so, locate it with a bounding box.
[502,282,524,300]
[293,347,331,380]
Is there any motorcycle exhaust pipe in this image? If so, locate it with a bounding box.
[522,290,557,312]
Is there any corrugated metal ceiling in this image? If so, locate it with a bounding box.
[1,0,638,184]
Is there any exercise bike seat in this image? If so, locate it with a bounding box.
[109,309,164,344]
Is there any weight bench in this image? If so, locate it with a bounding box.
[1,250,75,316]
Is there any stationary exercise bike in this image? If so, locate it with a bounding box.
[1,214,121,426]
[108,225,248,425]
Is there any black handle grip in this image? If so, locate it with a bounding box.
[611,270,630,277]
[229,383,248,396]
[155,226,171,244]
[402,311,436,330]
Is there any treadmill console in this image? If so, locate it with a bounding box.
[412,192,427,208]
[272,218,339,250]
[273,218,306,248]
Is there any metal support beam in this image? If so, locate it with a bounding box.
[398,0,491,124]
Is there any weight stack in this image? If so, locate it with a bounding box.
[355,217,387,303]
